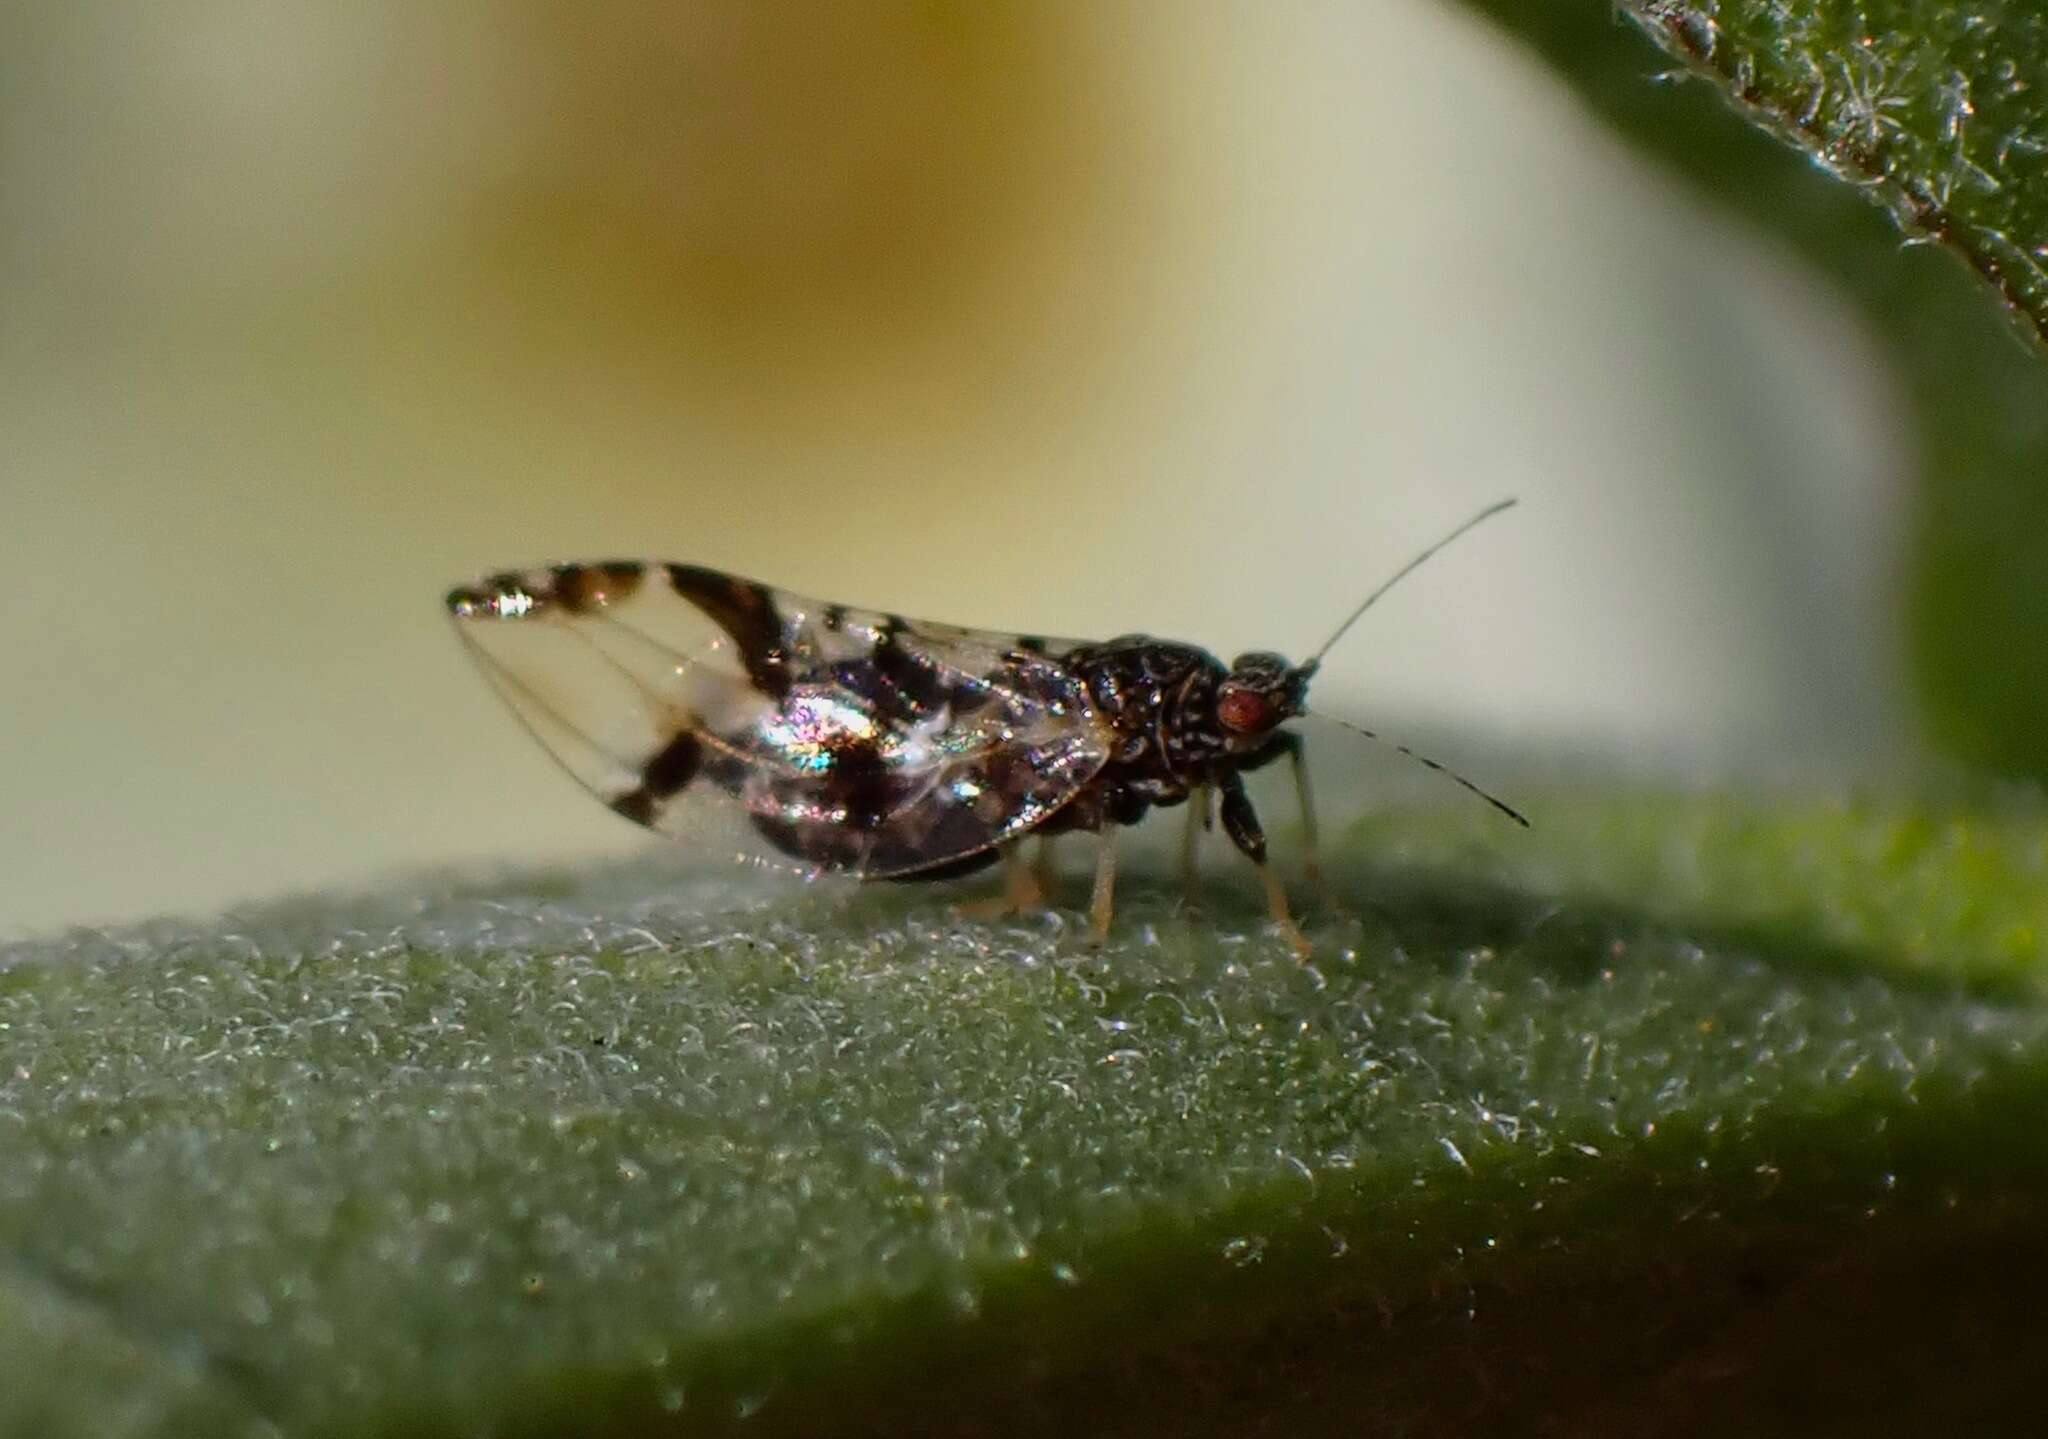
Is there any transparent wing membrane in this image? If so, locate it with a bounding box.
[446,561,1112,878]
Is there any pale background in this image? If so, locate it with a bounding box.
[0,2,1906,938]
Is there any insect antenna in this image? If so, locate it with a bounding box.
[1306,497,1517,666]
[1311,714,1529,827]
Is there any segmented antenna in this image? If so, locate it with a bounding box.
[1313,715,1528,827]
[1307,498,1517,666]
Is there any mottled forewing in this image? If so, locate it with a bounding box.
[446,562,1110,877]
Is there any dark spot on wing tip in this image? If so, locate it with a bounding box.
[446,571,543,619]
[551,560,646,614]
[446,561,648,620]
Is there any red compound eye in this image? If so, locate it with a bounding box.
[1217,689,1272,734]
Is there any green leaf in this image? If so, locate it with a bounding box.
[1349,785,2048,999]
[3,791,2045,1436]
[1455,0,2048,778]
[1632,1,2048,343]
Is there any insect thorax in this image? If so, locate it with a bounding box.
[1060,637,1235,811]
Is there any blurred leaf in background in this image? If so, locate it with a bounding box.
[1461,0,2048,777]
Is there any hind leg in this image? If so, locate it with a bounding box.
[957,844,1048,920]
[1033,835,1058,896]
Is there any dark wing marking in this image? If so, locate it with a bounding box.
[666,565,792,698]
[445,561,1111,878]
[610,730,703,826]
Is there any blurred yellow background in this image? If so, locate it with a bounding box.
[1,2,1908,937]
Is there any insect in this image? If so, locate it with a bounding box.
[444,501,1525,954]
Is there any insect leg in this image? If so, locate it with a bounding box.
[1033,836,1059,897]
[1179,783,1213,889]
[1281,733,1324,888]
[1240,729,1332,909]
[1089,830,1119,944]
[958,844,1047,920]
[1219,773,1312,957]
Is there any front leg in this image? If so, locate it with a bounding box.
[1218,772,1311,957]
[1239,729,1322,886]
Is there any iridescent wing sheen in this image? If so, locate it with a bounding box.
[444,561,1111,878]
